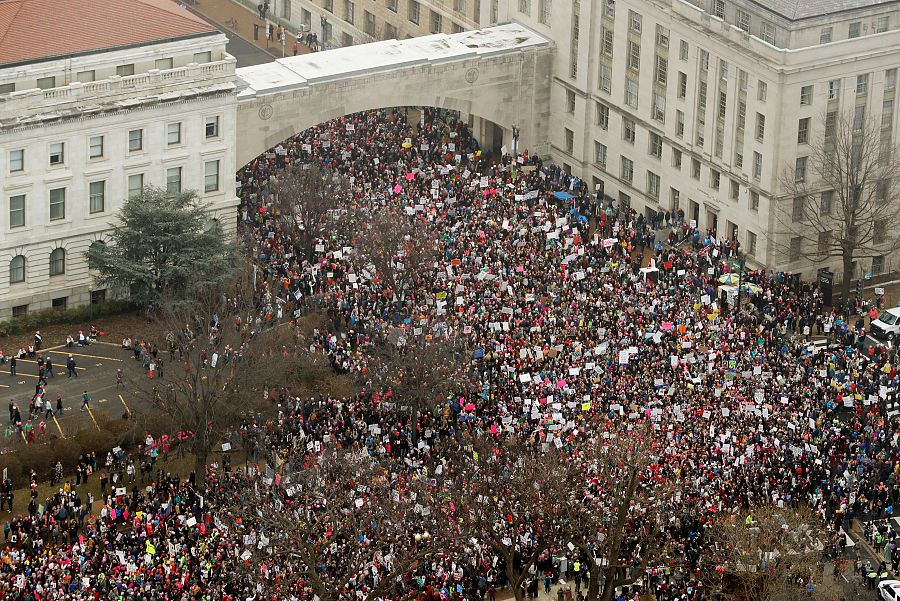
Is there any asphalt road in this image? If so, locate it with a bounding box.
[2,340,148,447]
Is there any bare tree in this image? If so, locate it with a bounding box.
[452,436,571,601]
[268,162,349,261]
[139,269,298,487]
[563,427,666,601]
[352,204,440,302]
[776,110,900,299]
[235,446,455,601]
[704,505,830,601]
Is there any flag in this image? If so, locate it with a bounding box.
[146,541,156,555]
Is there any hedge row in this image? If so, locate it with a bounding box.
[0,300,137,337]
[0,411,177,486]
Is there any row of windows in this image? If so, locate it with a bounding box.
[323,0,467,35]
[8,117,220,174]
[9,248,70,283]
[5,161,220,229]
[0,52,213,95]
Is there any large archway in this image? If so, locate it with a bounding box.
[233,23,553,167]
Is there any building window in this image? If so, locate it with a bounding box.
[625,77,638,108]
[89,180,105,214]
[597,102,609,129]
[594,142,607,166]
[628,10,641,32]
[670,188,680,211]
[76,70,95,83]
[155,57,173,70]
[691,158,701,179]
[116,63,135,77]
[91,289,107,305]
[755,113,765,140]
[623,117,636,143]
[747,231,757,255]
[429,9,442,32]
[698,81,707,109]
[51,297,67,311]
[672,148,682,169]
[324,0,334,13]
[11,304,27,317]
[710,169,720,190]
[789,237,802,261]
[9,255,24,284]
[757,81,767,102]
[655,54,667,84]
[873,255,886,275]
[603,0,615,19]
[649,132,662,158]
[564,128,574,153]
[408,0,420,23]
[675,110,684,137]
[849,22,861,38]
[36,76,56,90]
[627,40,640,70]
[753,151,762,180]
[883,99,894,129]
[384,22,398,38]
[795,156,807,182]
[679,40,688,60]
[193,51,212,64]
[601,27,613,56]
[761,22,776,44]
[621,157,633,182]
[204,160,220,192]
[655,24,669,47]
[49,248,65,276]
[820,27,832,43]
[518,0,531,14]
[718,91,727,118]
[538,0,551,24]
[800,85,812,105]
[678,72,687,98]
[713,0,725,18]
[750,190,759,210]
[166,167,182,195]
[854,105,866,132]
[566,89,575,113]
[736,9,750,32]
[128,128,143,152]
[49,142,64,165]
[49,187,65,220]
[205,116,220,138]
[167,122,182,145]
[699,49,709,71]
[857,73,869,95]
[128,174,144,199]
[729,179,740,200]
[344,0,355,23]
[364,10,376,35]
[652,91,665,122]
[798,118,810,144]
[9,149,23,172]
[818,190,833,215]
[8,194,24,228]
[647,171,660,198]
[828,79,840,100]
[599,64,612,93]
[89,135,104,159]
[0,83,13,94]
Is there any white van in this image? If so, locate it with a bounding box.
[879,579,900,601]
[871,307,900,341]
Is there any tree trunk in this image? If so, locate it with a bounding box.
[586,567,601,601]
[841,253,855,306]
[194,450,208,489]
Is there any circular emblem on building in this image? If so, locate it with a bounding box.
[258,103,274,120]
[465,68,479,84]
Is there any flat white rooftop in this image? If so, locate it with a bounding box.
[235,22,553,99]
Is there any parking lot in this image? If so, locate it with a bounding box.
[2,339,146,447]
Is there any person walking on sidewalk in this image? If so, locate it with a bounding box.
[67,354,77,378]
[116,368,124,389]
[80,391,91,412]
[56,394,63,416]
[9,356,15,376]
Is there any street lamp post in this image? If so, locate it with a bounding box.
[511,124,520,156]
[320,16,328,48]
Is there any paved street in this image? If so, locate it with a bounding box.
[2,340,147,447]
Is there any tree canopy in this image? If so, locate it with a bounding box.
[86,186,237,309]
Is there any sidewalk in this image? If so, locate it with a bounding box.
[180,0,312,59]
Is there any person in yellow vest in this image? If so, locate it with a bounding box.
[573,559,582,591]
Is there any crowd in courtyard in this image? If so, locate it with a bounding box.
[1,107,898,600]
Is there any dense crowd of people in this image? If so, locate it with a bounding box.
[2,107,898,600]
